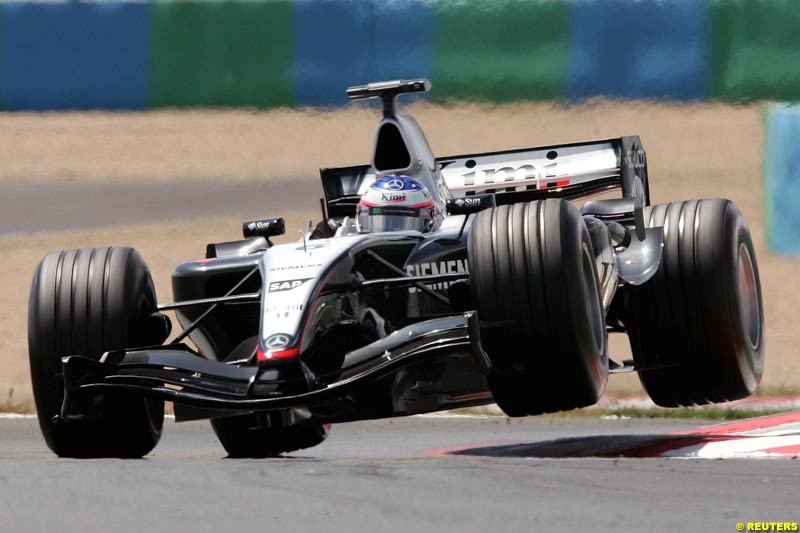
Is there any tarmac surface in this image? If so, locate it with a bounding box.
[0,179,321,235]
[1,415,798,533]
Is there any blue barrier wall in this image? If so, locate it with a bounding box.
[0,2,148,110]
[764,104,800,254]
[292,0,433,107]
[2,0,800,109]
[566,0,708,100]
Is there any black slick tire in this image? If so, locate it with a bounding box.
[468,199,608,416]
[211,415,329,458]
[28,247,166,458]
[627,199,765,406]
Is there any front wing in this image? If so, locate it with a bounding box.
[59,312,491,421]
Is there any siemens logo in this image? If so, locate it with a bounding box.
[406,259,468,293]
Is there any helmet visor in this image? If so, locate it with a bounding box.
[357,204,433,233]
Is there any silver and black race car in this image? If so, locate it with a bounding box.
[28,79,765,458]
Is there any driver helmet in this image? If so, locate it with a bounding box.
[356,175,435,233]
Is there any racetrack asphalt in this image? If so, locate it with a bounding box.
[0,179,321,235]
[3,179,799,533]
[1,415,797,533]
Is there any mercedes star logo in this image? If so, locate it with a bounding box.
[386,178,405,191]
[265,334,291,350]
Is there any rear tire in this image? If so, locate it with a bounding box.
[627,199,765,406]
[468,199,608,416]
[211,415,329,458]
[28,247,166,458]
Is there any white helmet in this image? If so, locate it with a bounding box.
[357,175,435,233]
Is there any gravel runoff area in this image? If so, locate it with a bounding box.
[0,101,797,410]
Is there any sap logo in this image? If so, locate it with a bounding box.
[268,278,312,292]
[381,193,407,202]
[406,260,469,293]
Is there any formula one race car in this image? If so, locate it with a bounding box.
[28,79,765,458]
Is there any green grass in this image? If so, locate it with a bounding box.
[576,406,791,421]
[751,384,800,397]
[451,405,793,420]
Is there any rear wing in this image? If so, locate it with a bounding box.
[320,136,649,218]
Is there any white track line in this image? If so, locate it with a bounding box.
[663,435,800,459]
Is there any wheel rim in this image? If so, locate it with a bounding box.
[581,244,605,355]
[737,243,761,350]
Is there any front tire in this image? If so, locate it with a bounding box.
[28,247,167,458]
[211,415,329,458]
[627,199,765,406]
[468,199,608,416]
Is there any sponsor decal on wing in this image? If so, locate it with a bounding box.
[440,143,619,196]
